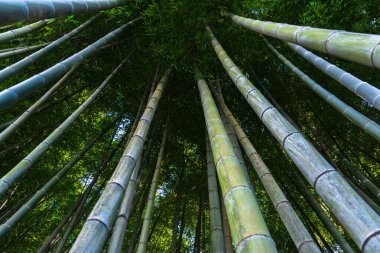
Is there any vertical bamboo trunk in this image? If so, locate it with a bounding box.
[214,92,321,253]
[228,13,380,69]
[0,19,52,43]
[0,14,100,83]
[0,17,142,110]
[263,38,380,142]
[196,69,277,253]
[206,25,380,252]
[288,43,380,110]
[136,123,169,253]
[175,201,187,253]
[0,0,128,25]
[69,69,170,253]
[206,135,225,253]
[0,58,128,197]
[220,191,234,253]
[193,195,203,253]
[170,170,184,253]
[0,64,81,144]
[0,42,50,59]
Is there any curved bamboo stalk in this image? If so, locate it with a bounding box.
[0,19,52,43]
[205,135,225,253]
[229,14,380,69]
[215,92,321,253]
[69,69,171,253]
[0,24,16,31]
[0,118,117,239]
[196,69,277,253]
[0,42,49,58]
[0,64,80,144]
[0,16,142,111]
[0,58,127,197]
[0,0,128,25]
[206,25,380,252]
[0,14,100,83]
[264,38,380,142]
[136,122,169,253]
[288,43,380,110]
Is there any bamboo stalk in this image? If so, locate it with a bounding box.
[0,17,142,111]
[0,0,128,25]
[0,42,50,59]
[0,58,128,197]
[206,25,380,252]
[69,69,170,253]
[288,43,380,110]
[206,135,225,253]
[264,38,380,142]
[0,64,80,144]
[0,14,100,83]
[196,69,277,253]
[215,92,321,253]
[228,13,380,69]
[136,122,169,253]
[0,19,52,43]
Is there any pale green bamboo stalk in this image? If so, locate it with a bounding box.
[229,13,380,69]
[0,64,80,144]
[0,17,142,111]
[0,58,127,197]
[0,19,52,43]
[288,43,380,110]
[264,38,380,142]
[69,69,171,253]
[206,25,380,252]
[136,123,169,253]
[220,196,233,253]
[0,14,100,83]
[206,134,225,253]
[0,46,22,53]
[0,0,128,25]
[0,24,15,31]
[196,69,277,253]
[0,119,117,239]
[0,42,49,59]
[215,92,322,253]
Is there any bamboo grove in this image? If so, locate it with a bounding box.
[0,0,379,252]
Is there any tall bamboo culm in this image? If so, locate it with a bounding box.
[0,64,81,144]
[205,135,225,253]
[206,25,380,252]
[0,42,50,59]
[288,43,380,111]
[228,14,380,69]
[0,19,52,43]
[196,69,277,253]
[0,58,128,197]
[215,91,322,253]
[0,17,142,111]
[0,0,127,25]
[136,121,169,253]
[69,69,171,253]
[0,14,100,83]
[263,38,380,142]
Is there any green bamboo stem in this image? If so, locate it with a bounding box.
[0,17,142,111]
[69,69,170,253]
[0,14,100,83]
[0,19,52,43]
[288,43,380,110]
[0,42,50,58]
[0,0,128,25]
[206,134,225,253]
[0,46,23,53]
[0,64,80,144]
[206,25,380,252]
[264,38,380,142]
[288,170,355,253]
[229,13,380,69]
[196,69,277,253]
[215,93,321,253]
[0,118,117,239]
[0,24,15,31]
[136,123,169,253]
[220,193,234,253]
[0,58,127,197]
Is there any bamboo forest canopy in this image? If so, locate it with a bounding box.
[0,0,379,252]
